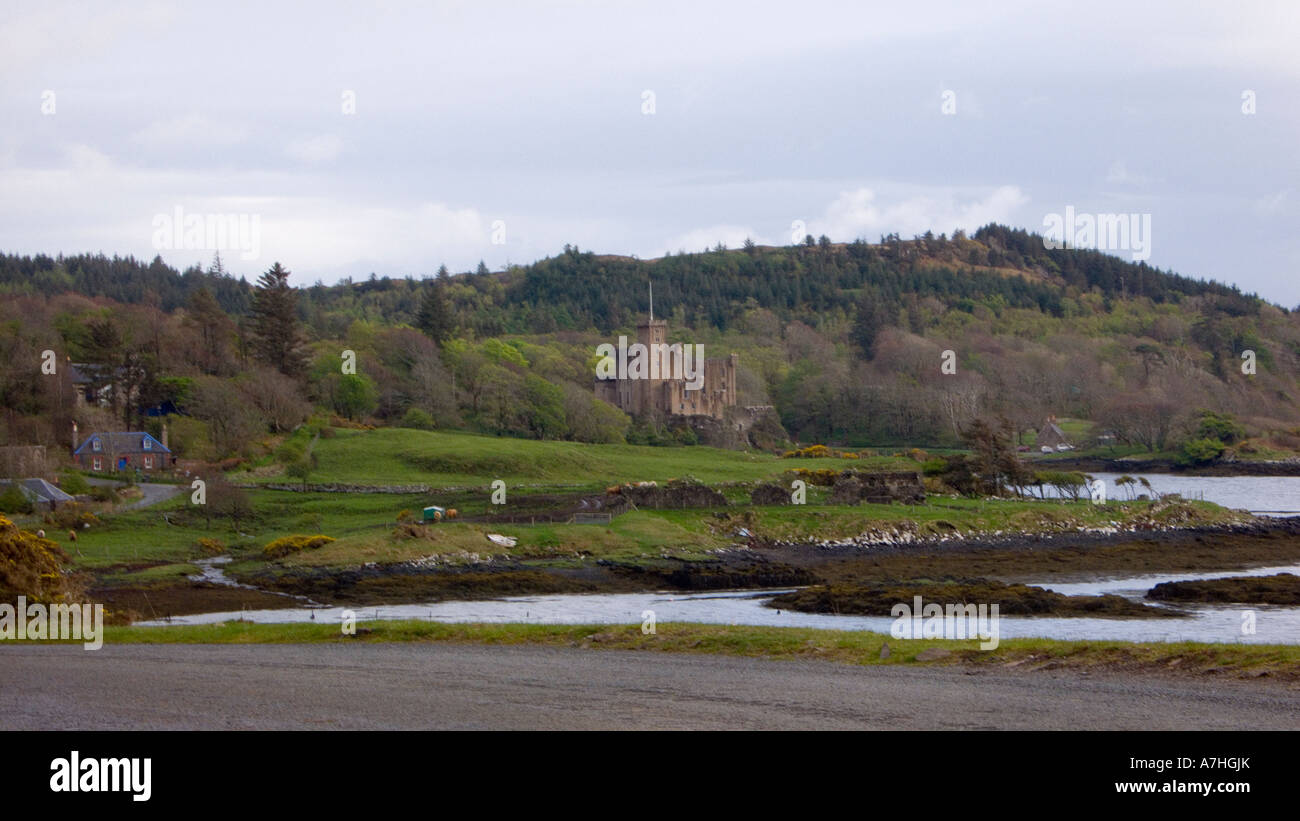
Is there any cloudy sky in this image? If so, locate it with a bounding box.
[2,0,1298,302]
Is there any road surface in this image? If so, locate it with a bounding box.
[2,644,1297,730]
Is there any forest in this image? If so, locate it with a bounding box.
[1,224,1297,466]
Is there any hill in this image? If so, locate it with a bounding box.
[1,225,1297,465]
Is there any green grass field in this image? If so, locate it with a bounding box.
[57,620,1299,680]
[233,427,918,489]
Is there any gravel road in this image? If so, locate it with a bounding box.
[3,644,1297,730]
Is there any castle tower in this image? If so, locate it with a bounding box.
[637,283,669,414]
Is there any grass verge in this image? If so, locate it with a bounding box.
[61,621,1300,681]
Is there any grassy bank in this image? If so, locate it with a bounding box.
[52,482,1250,579]
[75,620,1300,681]
[230,427,916,488]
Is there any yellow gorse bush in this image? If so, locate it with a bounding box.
[0,514,83,602]
[263,534,335,559]
[780,444,868,460]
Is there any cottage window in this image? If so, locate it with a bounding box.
[92,456,102,471]
[143,438,152,450]
[92,439,101,452]
[144,455,154,469]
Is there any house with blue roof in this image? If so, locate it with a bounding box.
[72,432,173,473]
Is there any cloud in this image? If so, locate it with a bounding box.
[285,135,344,164]
[133,114,250,147]
[0,142,488,276]
[1105,161,1154,187]
[1253,189,1291,217]
[813,185,1029,241]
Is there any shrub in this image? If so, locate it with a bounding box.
[1178,437,1225,466]
[672,426,699,446]
[0,515,84,602]
[45,502,98,530]
[285,456,315,486]
[920,458,948,477]
[400,408,437,430]
[263,534,335,559]
[1194,411,1244,445]
[58,472,91,496]
[786,467,840,486]
[196,537,226,556]
[392,522,429,540]
[0,483,33,515]
[90,485,118,503]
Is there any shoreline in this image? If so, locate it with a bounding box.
[89,516,1300,619]
[1041,456,1300,476]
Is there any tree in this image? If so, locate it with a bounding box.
[1133,343,1164,385]
[1194,410,1245,444]
[204,475,252,531]
[237,368,310,433]
[561,383,630,443]
[250,262,306,377]
[333,373,378,420]
[83,318,123,415]
[851,288,891,358]
[1098,393,1184,453]
[961,417,1030,496]
[522,374,567,439]
[189,377,263,457]
[415,282,454,344]
[185,285,234,375]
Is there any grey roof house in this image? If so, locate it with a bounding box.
[0,478,75,510]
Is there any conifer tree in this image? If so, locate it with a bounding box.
[416,281,454,344]
[250,262,306,376]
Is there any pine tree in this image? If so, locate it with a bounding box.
[250,262,306,376]
[186,285,233,374]
[416,282,454,344]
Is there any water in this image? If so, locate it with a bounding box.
[142,566,1300,644]
[1037,472,1300,516]
[188,557,256,589]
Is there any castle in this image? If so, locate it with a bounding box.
[594,299,738,421]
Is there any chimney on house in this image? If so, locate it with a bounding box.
[161,421,169,450]
[71,421,79,452]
